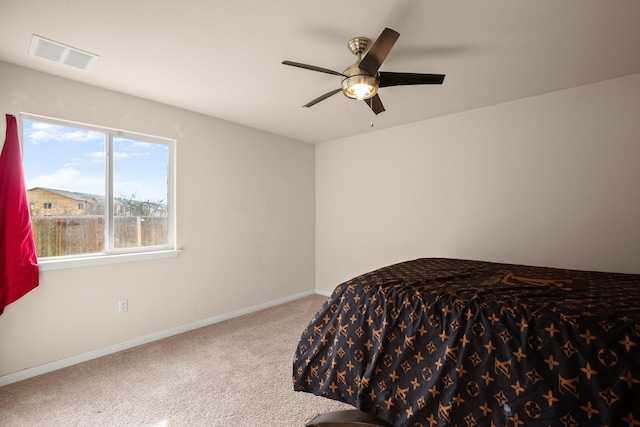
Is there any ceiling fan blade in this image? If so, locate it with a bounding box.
[358,28,400,75]
[304,88,342,108]
[364,94,385,115]
[379,72,445,87]
[282,60,345,77]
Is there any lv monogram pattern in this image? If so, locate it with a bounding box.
[293,258,640,426]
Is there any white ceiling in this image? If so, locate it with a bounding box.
[1,1,639,144]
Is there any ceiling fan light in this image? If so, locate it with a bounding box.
[349,83,376,100]
[341,73,378,100]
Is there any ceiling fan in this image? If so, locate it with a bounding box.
[282,28,445,115]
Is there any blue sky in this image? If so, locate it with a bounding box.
[22,119,169,202]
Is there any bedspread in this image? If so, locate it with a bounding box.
[293,258,640,426]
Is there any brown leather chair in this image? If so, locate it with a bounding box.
[306,410,393,427]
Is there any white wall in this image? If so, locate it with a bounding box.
[0,61,316,378]
[2,61,639,381]
[316,73,640,293]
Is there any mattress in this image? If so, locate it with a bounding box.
[293,258,640,426]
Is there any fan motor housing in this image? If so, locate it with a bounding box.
[341,64,379,100]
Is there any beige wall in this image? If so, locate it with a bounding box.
[0,61,315,377]
[316,73,640,293]
[2,60,639,380]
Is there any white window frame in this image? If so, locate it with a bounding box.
[20,113,180,271]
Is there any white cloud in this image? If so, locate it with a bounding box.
[26,122,103,145]
[132,141,154,148]
[88,151,106,159]
[26,167,104,195]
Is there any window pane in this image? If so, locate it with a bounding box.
[22,119,106,257]
[112,137,169,249]
[21,115,174,260]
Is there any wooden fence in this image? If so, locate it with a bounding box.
[31,215,167,257]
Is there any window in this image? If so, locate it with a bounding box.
[21,114,176,268]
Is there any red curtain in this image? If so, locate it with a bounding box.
[0,114,39,315]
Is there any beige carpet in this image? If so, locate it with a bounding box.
[0,294,352,426]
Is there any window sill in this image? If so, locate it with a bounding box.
[37,249,182,272]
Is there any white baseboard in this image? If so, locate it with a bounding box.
[0,289,321,387]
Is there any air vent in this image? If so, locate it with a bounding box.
[28,34,99,72]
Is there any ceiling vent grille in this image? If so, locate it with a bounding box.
[28,34,99,71]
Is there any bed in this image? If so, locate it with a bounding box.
[293,258,640,426]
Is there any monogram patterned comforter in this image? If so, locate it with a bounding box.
[293,258,640,426]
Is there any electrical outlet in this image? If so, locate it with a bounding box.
[118,299,128,312]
